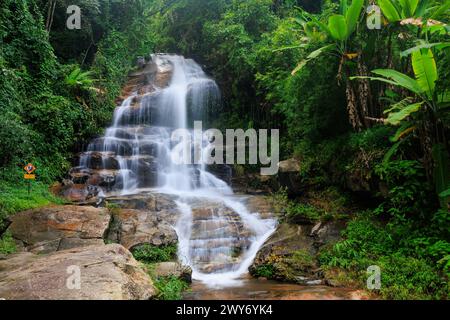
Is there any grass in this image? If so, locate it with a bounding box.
[153,276,190,300]
[133,244,190,300]
[0,231,16,255]
[132,244,178,263]
[0,179,64,255]
[0,180,64,229]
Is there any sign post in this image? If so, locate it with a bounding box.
[23,163,36,195]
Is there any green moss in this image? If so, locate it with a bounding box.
[291,249,315,267]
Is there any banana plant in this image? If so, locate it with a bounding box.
[378,0,450,24]
[291,0,365,75]
[351,47,450,206]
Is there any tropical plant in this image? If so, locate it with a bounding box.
[352,47,450,207]
[64,66,96,91]
[289,0,374,131]
[378,0,450,24]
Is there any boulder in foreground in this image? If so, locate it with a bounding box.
[0,244,156,300]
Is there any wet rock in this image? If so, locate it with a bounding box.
[136,56,146,69]
[106,209,178,250]
[278,159,301,173]
[250,221,346,284]
[61,182,88,202]
[245,196,275,219]
[277,158,302,196]
[69,168,91,184]
[153,262,192,283]
[188,201,256,273]
[7,205,111,254]
[90,138,134,156]
[107,193,179,222]
[154,71,172,88]
[0,244,155,300]
[136,158,160,187]
[250,224,318,284]
[80,151,120,170]
[139,141,160,156]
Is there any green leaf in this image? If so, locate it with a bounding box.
[383,140,403,165]
[412,48,438,98]
[345,0,364,35]
[438,91,450,104]
[272,44,307,53]
[385,102,423,125]
[328,15,348,41]
[401,42,450,57]
[390,122,416,142]
[430,0,450,19]
[291,44,335,75]
[399,0,419,17]
[439,188,450,198]
[379,0,401,22]
[339,0,348,16]
[415,0,430,17]
[383,97,414,114]
[372,69,423,94]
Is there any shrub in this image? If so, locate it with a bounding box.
[0,232,16,255]
[319,213,449,300]
[132,244,178,263]
[153,276,190,300]
[252,264,275,278]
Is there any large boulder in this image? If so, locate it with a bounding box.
[7,205,111,254]
[0,244,156,300]
[107,209,178,250]
[277,158,302,196]
[249,221,345,285]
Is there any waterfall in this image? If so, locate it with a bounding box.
[78,54,276,287]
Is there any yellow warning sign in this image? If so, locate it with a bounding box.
[24,174,36,180]
[24,163,36,174]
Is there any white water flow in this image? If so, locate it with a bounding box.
[79,54,276,287]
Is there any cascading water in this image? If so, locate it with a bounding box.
[77,54,276,287]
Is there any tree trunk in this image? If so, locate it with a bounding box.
[45,0,57,32]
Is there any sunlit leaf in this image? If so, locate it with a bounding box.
[412,48,437,98]
[328,15,348,41]
[385,102,423,125]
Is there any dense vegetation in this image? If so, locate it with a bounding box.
[132,244,190,300]
[0,0,155,229]
[0,0,449,299]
